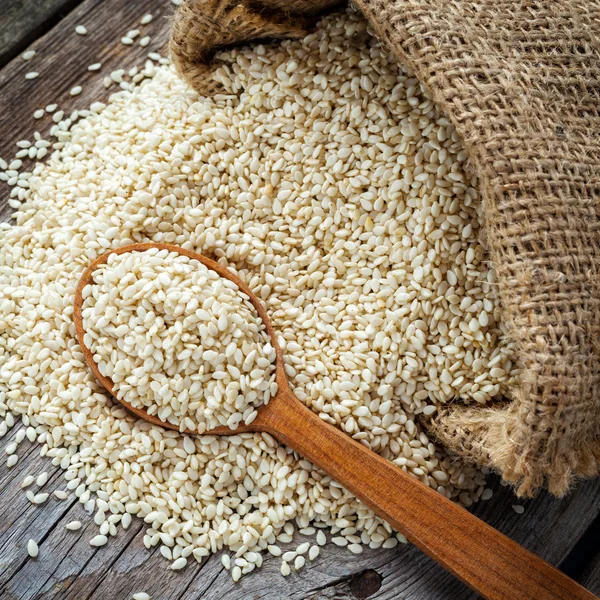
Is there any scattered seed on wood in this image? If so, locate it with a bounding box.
[27,539,39,558]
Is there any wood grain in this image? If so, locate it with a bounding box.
[582,558,600,599]
[2,0,600,598]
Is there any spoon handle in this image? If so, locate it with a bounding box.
[263,394,596,600]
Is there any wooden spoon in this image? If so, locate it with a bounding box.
[74,242,597,600]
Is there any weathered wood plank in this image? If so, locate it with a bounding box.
[2,0,600,598]
[582,561,600,598]
[0,0,83,68]
[577,521,600,598]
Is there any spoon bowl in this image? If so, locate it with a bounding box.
[73,242,597,600]
[73,242,289,436]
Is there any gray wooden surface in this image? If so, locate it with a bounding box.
[1,0,600,598]
[0,0,80,67]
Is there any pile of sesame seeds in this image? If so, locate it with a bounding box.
[0,9,518,580]
[81,248,277,432]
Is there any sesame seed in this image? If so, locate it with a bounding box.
[90,534,108,547]
[171,557,187,570]
[21,476,35,488]
[27,539,39,558]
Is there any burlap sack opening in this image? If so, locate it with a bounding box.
[169,0,600,497]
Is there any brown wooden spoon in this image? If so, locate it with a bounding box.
[74,242,597,600]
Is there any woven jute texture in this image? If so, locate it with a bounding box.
[170,0,600,497]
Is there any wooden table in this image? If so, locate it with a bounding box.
[1,0,600,598]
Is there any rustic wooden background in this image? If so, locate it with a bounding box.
[1,0,600,598]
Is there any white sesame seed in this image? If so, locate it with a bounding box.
[25,72,39,80]
[7,455,18,468]
[36,472,48,486]
[33,109,45,119]
[69,86,83,96]
[140,13,153,24]
[90,535,108,547]
[171,557,187,570]
[21,476,35,488]
[132,594,150,600]
[139,36,151,47]
[280,561,290,576]
[27,539,39,558]
[121,37,133,45]
[75,25,87,35]
[22,50,36,61]
[512,504,525,514]
[88,63,102,71]
[296,542,310,554]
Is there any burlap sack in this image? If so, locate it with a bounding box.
[169,0,600,497]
